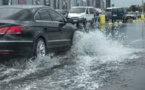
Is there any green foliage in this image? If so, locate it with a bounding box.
[127,5,142,12]
[127,3,145,12]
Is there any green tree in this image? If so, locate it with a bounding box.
[127,5,142,12]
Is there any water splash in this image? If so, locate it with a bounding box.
[72,30,137,61]
[0,29,140,90]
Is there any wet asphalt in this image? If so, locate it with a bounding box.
[98,20,145,90]
[0,20,145,90]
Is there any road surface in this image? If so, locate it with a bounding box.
[0,20,145,90]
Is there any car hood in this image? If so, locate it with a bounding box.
[126,14,135,16]
[68,13,84,18]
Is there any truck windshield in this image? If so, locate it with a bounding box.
[70,8,85,13]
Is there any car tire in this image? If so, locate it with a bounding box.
[33,38,46,58]
[90,18,94,25]
[123,19,127,23]
[112,19,114,22]
[83,19,87,26]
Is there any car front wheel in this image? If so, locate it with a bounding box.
[90,18,95,25]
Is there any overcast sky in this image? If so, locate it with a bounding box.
[111,0,143,7]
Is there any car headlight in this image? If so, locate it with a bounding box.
[67,15,71,18]
[79,15,85,18]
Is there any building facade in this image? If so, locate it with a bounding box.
[106,0,111,8]
[0,0,71,10]
[0,0,106,10]
[70,0,106,9]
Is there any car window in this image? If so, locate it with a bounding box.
[89,8,94,14]
[35,12,41,20]
[48,10,64,22]
[0,8,32,20]
[118,9,123,12]
[8,9,32,21]
[112,8,124,12]
[36,9,51,21]
[112,9,118,12]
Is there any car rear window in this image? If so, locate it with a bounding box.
[112,8,123,12]
[0,8,32,20]
[112,9,117,12]
[118,9,123,12]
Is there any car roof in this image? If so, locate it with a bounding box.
[0,5,49,9]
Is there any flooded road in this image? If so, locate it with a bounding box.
[0,22,144,90]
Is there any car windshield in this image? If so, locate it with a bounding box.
[70,8,85,13]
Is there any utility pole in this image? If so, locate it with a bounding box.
[141,0,145,20]
[142,0,144,14]
[106,0,111,8]
[122,1,124,7]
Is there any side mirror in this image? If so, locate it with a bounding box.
[66,18,73,23]
[64,15,68,18]
[59,22,65,27]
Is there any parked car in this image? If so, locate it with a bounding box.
[136,12,142,18]
[55,9,69,18]
[125,12,137,20]
[0,5,76,58]
[111,7,127,22]
[67,6,95,26]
